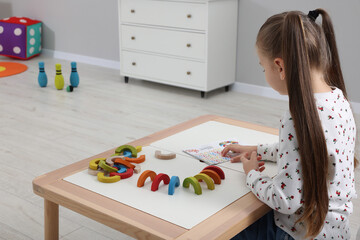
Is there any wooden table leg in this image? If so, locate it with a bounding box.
[44,199,59,240]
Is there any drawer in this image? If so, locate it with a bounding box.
[120,0,207,31]
[122,51,206,88]
[121,25,206,60]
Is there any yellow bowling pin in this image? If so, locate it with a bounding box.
[55,64,64,90]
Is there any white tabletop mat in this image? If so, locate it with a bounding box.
[150,121,279,158]
[64,146,250,229]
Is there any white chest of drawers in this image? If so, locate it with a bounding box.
[118,0,238,97]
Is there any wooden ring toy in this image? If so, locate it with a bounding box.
[113,158,135,169]
[155,150,176,160]
[200,169,221,184]
[98,160,118,173]
[97,172,120,183]
[110,168,134,179]
[87,168,104,176]
[115,145,137,157]
[89,158,106,170]
[183,177,202,195]
[137,170,157,187]
[203,165,225,179]
[113,164,127,173]
[151,173,170,191]
[133,164,141,174]
[168,176,180,195]
[136,146,142,152]
[124,155,145,164]
[194,173,215,190]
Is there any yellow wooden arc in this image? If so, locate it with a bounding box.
[89,158,106,170]
[194,173,215,190]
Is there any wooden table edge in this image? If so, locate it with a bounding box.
[32,114,278,240]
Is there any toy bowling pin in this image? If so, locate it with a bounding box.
[70,61,79,87]
[38,62,47,87]
[55,64,64,90]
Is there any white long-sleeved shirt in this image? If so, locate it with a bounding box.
[246,88,357,239]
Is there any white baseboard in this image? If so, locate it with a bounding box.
[232,82,360,114]
[42,49,120,70]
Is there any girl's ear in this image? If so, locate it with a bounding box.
[274,58,285,80]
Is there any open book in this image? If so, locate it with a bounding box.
[183,139,240,165]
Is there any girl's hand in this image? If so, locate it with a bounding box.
[240,151,265,175]
[221,144,258,163]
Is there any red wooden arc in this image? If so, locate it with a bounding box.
[109,168,134,179]
[203,165,225,179]
[151,173,170,191]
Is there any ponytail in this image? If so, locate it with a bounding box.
[282,12,329,238]
[317,8,358,168]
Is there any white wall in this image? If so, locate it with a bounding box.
[0,0,359,102]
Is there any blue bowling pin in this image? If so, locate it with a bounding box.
[38,62,48,87]
[70,62,79,87]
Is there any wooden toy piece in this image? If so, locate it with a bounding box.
[168,176,180,195]
[194,173,215,190]
[183,177,202,195]
[115,145,138,158]
[70,62,80,87]
[151,173,170,191]
[137,170,157,187]
[200,169,221,184]
[113,158,135,169]
[55,64,64,90]
[89,158,106,170]
[155,150,176,160]
[203,165,225,180]
[98,160,118,173]
[38,61,47,87]
[97,172,121,183]
[124,155,145,164]
[110,168,134,179]
[136,146,142,153]
[88,168,103,176]
[133,164,141,174]
[113,164,127,173]
[123,151,133,158]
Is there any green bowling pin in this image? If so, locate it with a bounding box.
[55,64,64,90]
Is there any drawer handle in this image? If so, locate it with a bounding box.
[131,36,136,40]
[187,43,191,48]
[131,9,135,13]
[187,71,191,75]
[132,62,137,66]
[187,14,192,19]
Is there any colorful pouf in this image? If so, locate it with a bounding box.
[0,17,42,60]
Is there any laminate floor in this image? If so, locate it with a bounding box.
[0,55,359,239]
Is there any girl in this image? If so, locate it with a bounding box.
[222,9,357,240]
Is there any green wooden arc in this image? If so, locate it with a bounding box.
[183,177,202,195]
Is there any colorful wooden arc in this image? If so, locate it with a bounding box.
[137,170,157,187]
[87,168,103,176]
[98,160,118,173]
[115,145,137,157]
[89,158,106,170]
[135,146,142,152]
[203,165,225,179]
[151,173,170,191]
[168,176,180,195]
[124,155,145,164]
[154,150,176,160]
[113,158,135,169]
[97,172,120,183]
[183,177,202,195]
[194,173,215,190]
[200,169,221,184]
[110,168,134,179]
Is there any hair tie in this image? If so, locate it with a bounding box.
[308,10,320,21]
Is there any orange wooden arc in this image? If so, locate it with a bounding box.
[137,170,157,187]
[113,158,135,169]
[200,169,221,184]
[124,155,145,164]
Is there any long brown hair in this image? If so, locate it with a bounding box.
[256,9,356,238]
